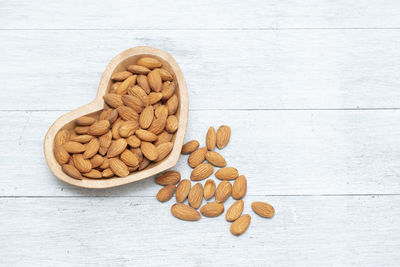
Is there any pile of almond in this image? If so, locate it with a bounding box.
[54,57,179,179]
[155,126,274,236]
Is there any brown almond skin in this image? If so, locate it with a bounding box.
[216,125,231,149]
[205,151,227,167]
[82,169,102,179]
[88,120,110,136]
[171,203,201,221]
[156,171,181,185]
[215,167,239,180]
[230,214,251,236]
[226,200,244,222]
[176,179,191,203]
[107,138,128,158]
[111,71,132,81]
[54,145,70,165]
[75,126,89,135]
[155,142,173,162]
[90,154,104,169]
[206,126,216,150]
[64,141,86,154]
[137,75,151,94]
[72,154,92,173]
[83,138,100,159]
[109,158,129,177]
[251,202,275,218]
[103,93,124,108]
[166,94,178,115]
[62,164,83,180]
[203,179,216,200]
[188,147,207,168]
[120,149,139,167]
[139,106,154,129]
[54,129,70,146]
[141,141,159,161]
[232,175,247,200]
[190,163,214,181]
[126,135,141,148]
[70,134,93,143]
[215,181,232,203]
[188,183,203,209]
[137,57,162,69]
[182,140,200,154]
[165,115,179,133]
[200,202,224,217]
[102,168,114,178]
[155,131,173,146]
[156,185,176,202]
[75,116,96,126]
[148,69,162,92]
[127,64,151,75]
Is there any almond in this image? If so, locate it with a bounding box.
[102,168,114,178]
[137,75,151,94]
[121,95,144,113]
[139,106,154,129]
[99,158,110,169]
[230,214,251,236]
[176,179,191,202]
[156,185,176,202]
[161,81,175,100]
[166,94,178,115]
[99,109,111,121]
[215,167,239,180]
[226,200,244,222]
[72,154,92,173]
[83,138,100,159]
[111,118,123,139]
[74,126,89,135]
[99,131,112,155]
[216,125,231,149]
[111,82,121,91]
[107,109,119,125]
[159,69,173,81]
[120,149,139,167]
[127,64,151,75]
[136,129,158,142]
[251,202,275,218]
[88,120,110,136]
[137,57,162,69]
[62,164,83,180]
[154,105,169,119]
[75,116,96,126]
[103,93,124,108]
[54,145,70,165]
[188,147,207,168]
[152,102,162,110]
[154,131,173,146]
[203,179,216,200]
[131,147,143,162]
[138,157,151,170]
[232,175,247,199]
[90,154,104,168]
[200,202,224,217]
[107,138,127,158]
[165,115,178,133]
[70,134,93,144]
[156,142,173,162]
[127,85,149,106]
[119,120,139,137]
[190,163,214,181]
[188,183,203,209]
[109,158,129,177]
[111,71,132,81]
[181,140,200,154]
[116,75,137,95]
[205,151,226,167]
[55,129,70,146]
[206,126,216,150]
[171,203,201,221]
[148,92,163,104]
[82,169,102,179]
[141,141,158,161]
[215,181,232,203]
[147,69,162,92]
[126,135,141,148]
[64,141,86,153]
[117,106,139,121]
[147,116,167,135]
[156,171,181,185]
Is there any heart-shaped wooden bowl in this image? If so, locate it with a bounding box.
[44,47,188,188]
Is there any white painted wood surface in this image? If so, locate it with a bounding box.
[1,0,400,266]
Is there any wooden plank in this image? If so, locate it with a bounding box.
[1,110,400,196]
[1,0,400,29]
[1,30,400,110]
[1,195,399,266]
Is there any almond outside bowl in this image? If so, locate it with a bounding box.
[44,46,188,188]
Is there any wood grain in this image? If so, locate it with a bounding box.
[1,30,400,111]
[1,0,400,29]
[1,196,399,266]
[2,109,400,196]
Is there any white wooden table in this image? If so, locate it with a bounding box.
[1,1,400,266]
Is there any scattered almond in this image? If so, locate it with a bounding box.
[230,214,251,236]
[226,200,244,222]
[156,185,176,202]
[206,126,216,150]
[215,167,239,180]
[181,140,199,154]
[203,179,216,200]
[156,171,181,185]
[200,202,224,217]
[188,147,207,168]
[171,203,201,221]
[176,179,191,202]
[216,125,231,149]
[190,163,214,181]
[205,151,226,167]
[232,175,247,199]
[251,202,275,218]
[188,183,203,209]
[215,181,232,203]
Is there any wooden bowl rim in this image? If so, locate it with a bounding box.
[43,46,188,188]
